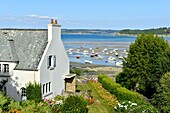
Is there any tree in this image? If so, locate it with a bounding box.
[116,34,169,98]
[151,72,170,112]
[26,82,42,102]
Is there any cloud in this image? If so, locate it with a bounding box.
[27,14,59,20]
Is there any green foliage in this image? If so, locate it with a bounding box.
[61,95,88,113]
[116,34,169,98]
[70,68,84,76]
[98,75,144,103]
[151,72,170,112]
[26,82,42,103]
[0,93,10,112]
[54,95,64,101]
[98,75,159,112]
[119,27,170,35]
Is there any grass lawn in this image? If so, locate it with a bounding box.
[77,82,117,113]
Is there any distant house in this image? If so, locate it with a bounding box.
[0,20,75,101]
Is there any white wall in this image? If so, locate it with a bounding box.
[38,24,69,99]
[6,70,39,101]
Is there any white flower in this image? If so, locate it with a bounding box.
[120,105,124,108]
[124,105,128,110]
[118,103,121,107]
[114,106,117,109]
[128,101,131,104]
[131,103,137,106]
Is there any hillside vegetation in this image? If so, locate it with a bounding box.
[119,27,170,35]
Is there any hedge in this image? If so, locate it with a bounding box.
[98,74,145,104]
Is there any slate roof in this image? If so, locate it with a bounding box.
[0,29,48,70]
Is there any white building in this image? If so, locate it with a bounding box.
[0,20,75,101]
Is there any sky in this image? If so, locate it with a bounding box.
[0,0,170,30]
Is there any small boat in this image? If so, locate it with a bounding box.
[113,49,118,52]
[98,55,103,60]
[68,52,73,55]
[115,52,119,56]
[108,56,116,61]
[105,52,109,55]
[115,61,123,67]
[76,55,80,59]
[94,53,98,57]
[90,54,95,58]
[118,56,124,59]
[83,50,88,55]
[85,60,93,64]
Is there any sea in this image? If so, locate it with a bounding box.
[61,34,170,66]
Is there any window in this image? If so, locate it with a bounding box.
[21,87,26,96]
[47,55,56,70]
[46,83,48,93]
[49,82,51,92]
[3,64,9,72]
[43,84,45,94]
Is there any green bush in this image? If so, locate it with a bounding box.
[61,95,88,113]
[70,68,83,76]
[98,75,144,103]
[151,72,170,112]
[98,75,159,112]
[26,82,42,103]
[0,93,10,112]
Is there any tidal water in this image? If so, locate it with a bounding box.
[61,34,170,66]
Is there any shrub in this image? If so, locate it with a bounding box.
[61,95,88,113]
[0,93,11,112]
[98,75,159,112]
[70,68,83,76]
[98,75,144,104]
[151,72,170,112]
[26,82,42,103]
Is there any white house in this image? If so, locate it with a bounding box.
[0,19,75,101]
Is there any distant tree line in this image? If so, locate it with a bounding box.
[119,27,170,35]
[61,29,118,35]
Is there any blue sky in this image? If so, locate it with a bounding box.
[0,0,170,30]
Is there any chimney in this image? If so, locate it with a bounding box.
[8,39,19,62]
[48,19,61,42]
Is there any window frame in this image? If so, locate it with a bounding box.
[3,64,9,73]
[47,55,56,70]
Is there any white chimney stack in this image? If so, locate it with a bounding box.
[48,19,61,42]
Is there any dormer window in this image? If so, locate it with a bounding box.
[3,64,9,73]
[47,55,56,70]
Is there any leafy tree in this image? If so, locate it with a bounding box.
[26,82,42,103]
[151,72,170,112]
[116,34,169,98]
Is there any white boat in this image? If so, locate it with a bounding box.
[108,56,116,61]
[83,50,88,55]
[115,61,123,67]
[85,60,93,64]
[98,55,103,60]
[115,52,119,56]
[118,56,124,59]
[68,52,73,55]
